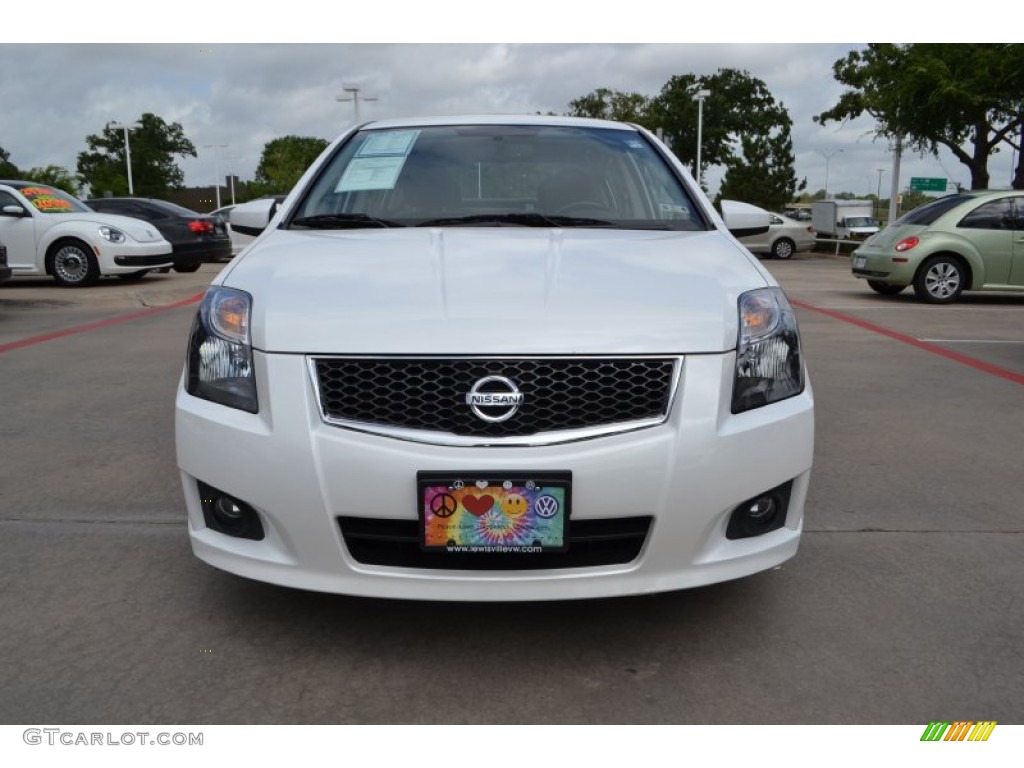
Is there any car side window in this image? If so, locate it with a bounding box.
[769,214,784,225]
[958,198,1015,231]
[0,190,23,209]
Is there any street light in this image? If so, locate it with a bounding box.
[336,83,378,124]
[876,168,885,223]
[204,144,228,209]
[819,148,844,199]
[110,121,142,195]
[692,89,711,188]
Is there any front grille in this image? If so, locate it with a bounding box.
[338,516,652,570]
[312,357,677,440]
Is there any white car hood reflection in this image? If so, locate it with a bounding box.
[224,228,768,355]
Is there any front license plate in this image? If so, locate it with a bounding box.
[853,255,867,269]
[418,471,571,553]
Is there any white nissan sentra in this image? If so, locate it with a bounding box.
[175,115,814,601]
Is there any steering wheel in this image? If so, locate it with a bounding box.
[554,200,614,217]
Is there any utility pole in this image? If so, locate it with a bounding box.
[337,83,378,124]
[204,144,228,209]
[888,136,903,224]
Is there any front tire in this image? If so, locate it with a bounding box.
[913,255,965,304]
[867,281,905,296]
[175,261,202,273]
[49,240,100,287]
[771,238,796,260]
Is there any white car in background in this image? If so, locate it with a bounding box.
[213,196,287,255]
[738,210,816,260]
[0,181,172,286]
[176,115,814,601]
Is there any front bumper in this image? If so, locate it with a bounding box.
[101,241,173,274]
[176,352,814,601]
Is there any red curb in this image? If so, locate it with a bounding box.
[0,292,203,355]
[791,299,1024,387]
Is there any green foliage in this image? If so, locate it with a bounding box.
[816,44,1024,190]
[568,71,803,207]
[254,136,330,194]
[718,129,806,212]
[0,145,17,177]
[19,165,84,196]
[77,113,196,197]
[567,88,651,124]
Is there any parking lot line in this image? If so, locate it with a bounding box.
[0,292,203,355]
[791,299,1024,387]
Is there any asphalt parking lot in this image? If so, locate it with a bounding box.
[1,252,1021,725]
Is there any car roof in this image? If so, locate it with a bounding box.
[360,114,637,131]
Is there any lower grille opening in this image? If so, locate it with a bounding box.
[338,516,652,570]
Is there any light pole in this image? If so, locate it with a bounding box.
[876,168,885,223]
[204,144,228,209]
[110,121,142,195]
[223,154,239,207]
[820,148,844,199]
[692,89,711,188]
[336,83,378,124]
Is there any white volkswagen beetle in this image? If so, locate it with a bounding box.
[0,181,173,286]
[176,115,814,601]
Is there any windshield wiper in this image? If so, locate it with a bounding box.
[291,213,404,229]
[416,213,619,228]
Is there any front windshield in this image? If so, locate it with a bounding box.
[16,184,91,214]
[845,217,876,227]
[290,124,707,231]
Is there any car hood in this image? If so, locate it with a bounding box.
[47,213,166,243]
[223,228,769,355]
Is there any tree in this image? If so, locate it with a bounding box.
[566,71,803,205]
[567,88,651,124]
[718,128,806,211]
[253,136,330,195]
[0,146,17,177]
[816,44,1024,190]
[77,113,196,197]
[646,69,799,195]
[20,165,83,196]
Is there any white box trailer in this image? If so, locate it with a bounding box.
[812,200,880,239]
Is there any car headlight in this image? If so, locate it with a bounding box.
[98,225,126,243]
[186,286,258,413]
[732,287,804,413]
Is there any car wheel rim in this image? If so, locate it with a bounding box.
[777,241,793,258]
[54,246,89,283]
[925,263,960,298]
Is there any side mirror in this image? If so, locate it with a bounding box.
[229,198,280,237]
[1,204,28,217]
[720,200,770,238]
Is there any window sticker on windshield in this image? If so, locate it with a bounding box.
[357,130,420,157]
[20,186,74,212]
[336,156,409,192]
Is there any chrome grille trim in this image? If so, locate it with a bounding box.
[307,355,682,447]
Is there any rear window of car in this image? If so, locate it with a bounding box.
[895,194,973,226]
[291,123,707,231]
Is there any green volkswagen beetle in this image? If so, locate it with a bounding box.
[851,191,1024,303]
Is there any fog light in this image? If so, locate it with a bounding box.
[214,496,245,522]
[726,481,793,540]
[746,497,777,521]
[197,480,265,541]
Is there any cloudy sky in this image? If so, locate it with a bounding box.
[3,12,1015,203]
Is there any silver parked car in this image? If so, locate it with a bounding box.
[739,212,816,260]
